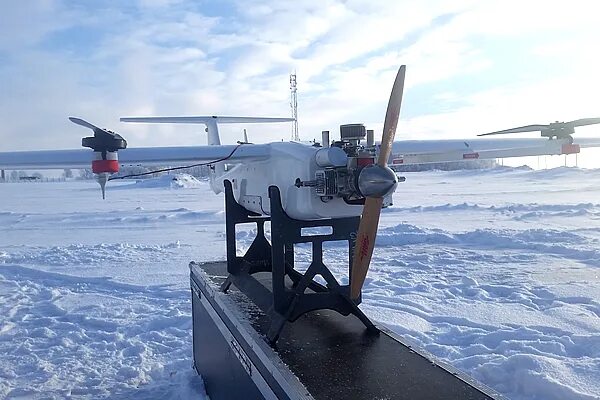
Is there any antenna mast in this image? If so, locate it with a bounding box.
[290,73,299,141]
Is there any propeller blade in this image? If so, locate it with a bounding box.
[478,124,549,136]
[69,117,100,131]
[350,197,383,299]
[568,117,600,127]
[350,65,406,300]
[378,65,406,167]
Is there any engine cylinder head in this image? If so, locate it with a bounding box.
[322,131,330,148]
[367,129,374,146]
[315,146,348,167]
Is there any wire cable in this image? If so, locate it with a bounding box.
[108,144,243,181]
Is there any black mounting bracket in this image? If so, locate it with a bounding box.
[220,180,378,344]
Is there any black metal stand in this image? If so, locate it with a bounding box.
[220,180,378,344]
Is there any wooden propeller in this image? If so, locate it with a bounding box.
[350,65,406,300]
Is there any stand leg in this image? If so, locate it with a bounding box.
[221,180,271,294]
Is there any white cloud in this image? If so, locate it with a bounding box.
[0,1,79,51]
[0,0,599,159]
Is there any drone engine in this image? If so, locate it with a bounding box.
[296,124,399,204]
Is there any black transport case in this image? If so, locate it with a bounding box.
[190,261,502,400]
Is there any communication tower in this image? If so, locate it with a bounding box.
[290,73,299,141]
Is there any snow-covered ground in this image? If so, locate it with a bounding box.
[1,168,599,400]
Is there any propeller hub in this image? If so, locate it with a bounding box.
[357,164,398,198]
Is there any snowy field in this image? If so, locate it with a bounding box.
[1,167,600,400]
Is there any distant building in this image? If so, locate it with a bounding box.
[391,159,498,172]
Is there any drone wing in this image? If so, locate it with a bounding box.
[1,115,274,171]
[0,144,270,170]
[577,137,600,148]
[389,137,600,165]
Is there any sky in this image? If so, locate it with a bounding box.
[1,0,600,166]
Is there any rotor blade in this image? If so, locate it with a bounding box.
[350,197,383,299]
[120,116,294,124]
[69,117,100,131]
[569,117,600,127]
[378,65,406,166]
[477,124,549,136]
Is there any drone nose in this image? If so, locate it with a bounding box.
[357,164,398,198]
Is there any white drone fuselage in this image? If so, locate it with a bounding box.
[211,141,365,220]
